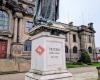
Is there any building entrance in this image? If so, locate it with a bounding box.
[0,40,7,58]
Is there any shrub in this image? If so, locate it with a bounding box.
[78,51,91,64]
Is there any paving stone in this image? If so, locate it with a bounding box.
[0,67,98,80]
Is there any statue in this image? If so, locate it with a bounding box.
[34,0,59,25]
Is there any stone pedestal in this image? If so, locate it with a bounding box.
[25,72,72,80]
[25,25,72,80]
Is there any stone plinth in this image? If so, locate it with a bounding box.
[25,25,72,80]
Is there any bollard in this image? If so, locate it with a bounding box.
[97,67,100,80]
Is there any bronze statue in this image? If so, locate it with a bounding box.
[34,0,59,25]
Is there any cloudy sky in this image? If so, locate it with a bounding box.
[58,0,100,47]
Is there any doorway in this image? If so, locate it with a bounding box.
[0,40,7,58]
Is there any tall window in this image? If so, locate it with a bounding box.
[26,21,33,32]
[73,46,77,53]
[65,46,68,53]
[0,10,9,30]
[88,35,91,43]
[24,40,31,51]
[73,34,76,42]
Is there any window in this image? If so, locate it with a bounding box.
[73,46,77,53]
[88,47,92,53]
[73,34,76,42]
[65,46,68,53]
[88,35,91,43]
[24,40,31,51]
[0,10,9,30]
[26,21,33,32]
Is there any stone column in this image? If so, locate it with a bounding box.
[19,18,23,43]
[7,39,11,58]
[80,32,86,50]
[92,34,96,61]
[84,32,87,49]
[68,32,72,61]
[13,17,18,42]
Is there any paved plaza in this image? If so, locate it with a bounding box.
[69,67,98,80]
[0,67,98,80]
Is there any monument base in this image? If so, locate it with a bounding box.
[25,72,72,80]
[25,25,73,80]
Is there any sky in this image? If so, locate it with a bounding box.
[58,0,100,47]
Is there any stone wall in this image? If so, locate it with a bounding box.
[0,59,30,74]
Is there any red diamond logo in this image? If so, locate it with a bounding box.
[35,45,44,55]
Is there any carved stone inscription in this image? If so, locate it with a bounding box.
[49,47,60,58]
[47,41,63,66]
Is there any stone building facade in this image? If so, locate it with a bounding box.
[0,0,96,62]
[0,0,34,58]
[51,22,96,62]
[62,22,96,62]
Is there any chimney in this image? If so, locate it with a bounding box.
[88,22,93,28]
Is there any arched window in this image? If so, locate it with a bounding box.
[0,10,9,30]
[73,46,77,53]
[24,40,32,51]
[65,46,68,53]
[88,47,92,53]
